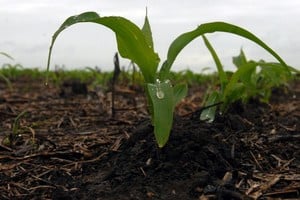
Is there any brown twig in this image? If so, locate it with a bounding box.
[111,53,121,117]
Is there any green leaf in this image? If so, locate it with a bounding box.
[159,21,288,80]
[232,49,247,68]
[0,52,14,60]
[13,110,27,135]
[257,61,293,86]
[222,61,258,110]
[147,80,175,148]
[200,91,220,122]
[173,83,188,105]
[47,11,160,83]
[257,61,298,74]
[224,83,247,105]
[202,35,228,90]
[141,8,154,49]
[239,64,257,88]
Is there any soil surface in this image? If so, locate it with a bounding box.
[0,76,299,200]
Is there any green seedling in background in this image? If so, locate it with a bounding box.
[2,110,27,146]
[0,52,14,90]
[200,36,298,122]
[47,11,294,147]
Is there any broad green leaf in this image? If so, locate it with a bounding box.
[239,64,257,88]
[256,61,297,101]
[223,61,257,97]
[232,49,247,68]
[257,61,298,74]
[202,35,228,90]
[147,81,175,148]
[200,91,220,122]
[224,83,247,106]
[257,62,292,86]
[141,8,154,49]
[232,50,257,88]
[222,61,258,110]
[159,22,288,80]
[173,83,188,105]
[47,11,160,83]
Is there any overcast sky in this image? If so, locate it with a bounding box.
[1,0,299,72]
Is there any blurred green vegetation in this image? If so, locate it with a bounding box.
[0,63,217,87]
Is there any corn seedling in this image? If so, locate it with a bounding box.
[0,53,14,91]
[2,110,27,146]
[200,36,299,122]
[47,11,293,147]
[1,63,24,80]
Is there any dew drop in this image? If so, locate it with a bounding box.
[156,89,164,99]
[155,79,165,99]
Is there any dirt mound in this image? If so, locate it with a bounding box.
[0,78,299,199]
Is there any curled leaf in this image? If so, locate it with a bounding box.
[47,11,159,83]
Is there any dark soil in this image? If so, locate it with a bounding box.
[0,76,299,200]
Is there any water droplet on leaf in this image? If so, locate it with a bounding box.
[156,89,164,99]
[155,79,165,99]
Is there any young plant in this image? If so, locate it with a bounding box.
[0,52,14,90]
[47,11,291,147]
[2,110,27,146]
[200,36,298,122]
[46,11,187,148]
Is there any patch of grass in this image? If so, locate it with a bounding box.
[169,70,218,86]
[0,64,111,85]
[1,63,214,87]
